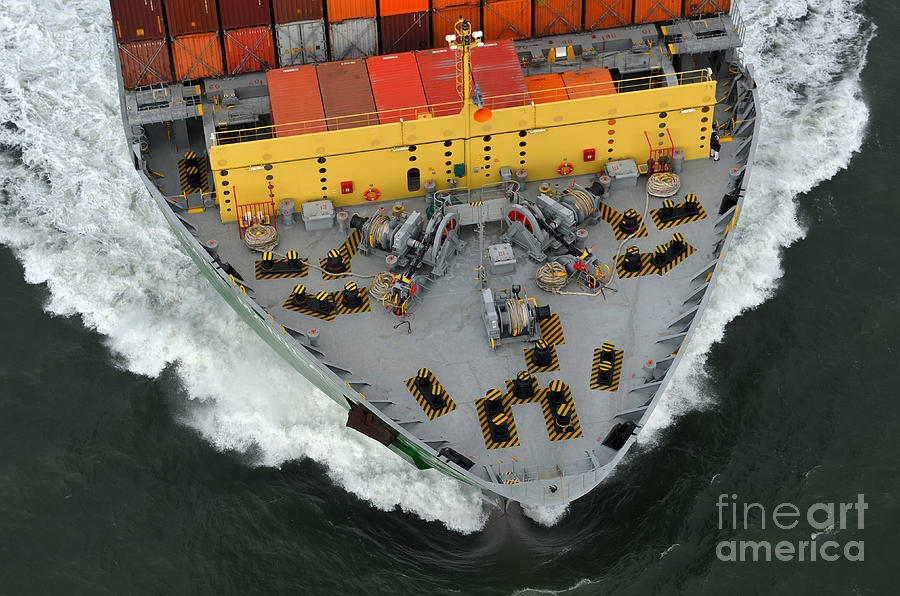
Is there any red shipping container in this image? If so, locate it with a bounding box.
[272,0,325,23]
[316,60,379,130]
[584,0,633,30]
[218,0,272,30]
[415,49,463,117]
[366,53,430,123]
[118,39,173,88]
[633,0,681,23]
[266,66,327,135]
[162,0,219,35]
[171,31,225,79]
[683,0,730,16]
[431,0,479,8]
[379,0,428,18]
[533,0,582,36]
[562,68,616,99]
[379,12,431,54]
[327,0,377,23]
[482,0,532,41]
[431,6,481,48]
[225,26,277,74]
[525,73,567,104]
[470,40,530,109]
[110,0,165,43]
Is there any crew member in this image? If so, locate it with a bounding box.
[710,131,721,162]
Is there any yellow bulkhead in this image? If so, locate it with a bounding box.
[210,76,717,223]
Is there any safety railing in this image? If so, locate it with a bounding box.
[211,69,713,146]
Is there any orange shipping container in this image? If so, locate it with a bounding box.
[533,0,582,36]
[379,0,428,18]
[327,0,376,22]
[224,27,277,75]
[633,0,681,23]
[482,0,532,41]
[266,66,327,136]
[431,0,478,8]
[118,39,173,88]
[683,0,730,16]
[171,32,225,80]
[584,0,632,30]
[431,6,481,48]
[562,68,615,100]
[525,73,567,104]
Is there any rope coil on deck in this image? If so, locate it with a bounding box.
[535,262,569,293]
[368,272,393,301]
[243,224,279,252]
[568,189,595,217]
[506,299,530,335]
[367,213,391,249]
[646,173,681,197]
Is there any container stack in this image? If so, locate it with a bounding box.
[219,0,277,75]
[482,0,532,41]
[164,0,225,80]
[266,66,327,136]
[328,0,378,60]
[682,0,731,16]
[430,0,481,49]
[583,0,632,30]
[632,0,682,24]
[533,0,582,36]
[415,49,463,117]
[470,40,530,109]
[316,60,380,129]
[366,54,431,123]
[379,0,431,54]
[111,0,172,88]
[272,0,328,65]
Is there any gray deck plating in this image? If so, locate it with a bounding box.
[116,16,758,505]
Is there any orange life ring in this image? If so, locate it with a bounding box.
[557,162,574,176]
[364,188,380,201]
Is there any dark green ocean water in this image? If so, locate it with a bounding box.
[1,1,898,594]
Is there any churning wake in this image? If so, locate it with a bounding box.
[0,0,870,532]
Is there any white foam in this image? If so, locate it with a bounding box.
[0,0,871,532]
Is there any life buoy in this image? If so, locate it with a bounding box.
[557,162,574,176]
[364,188,380,201]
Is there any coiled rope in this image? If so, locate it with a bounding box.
[243,224,279,252]
[646,172,681,197]
[535,262,569,293]
[568,189,595,217]
[368,272,393,301]
[506,299,530,335]
[368,213,391,249]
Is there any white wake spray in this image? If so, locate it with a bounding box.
[0,0,871,531]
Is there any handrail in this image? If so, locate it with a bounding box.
[212,68,713,145]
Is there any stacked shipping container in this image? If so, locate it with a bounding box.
[533,0,583,36]
[380,0,431,54]
[431,3,481,49]
[482,0,532,41]
[267,66,327,135]
[164,0,224,80]
[113,0,732,89]
[316,60,380,130]
[328,0,378,59]
[272,1,327,66]
[366,53,431,122]
[470,40,530,109]
[112,0,172,88]
[415,49,464,117]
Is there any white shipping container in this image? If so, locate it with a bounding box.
[275,19,328,66]
[329,18,378,61]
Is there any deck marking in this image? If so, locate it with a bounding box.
[590,348,624,391]
[538,314,565,345]
[281,289,371,321]
[523,344,561,373]
[597,202,649,240]
[404,369,457,420]
[615,241,696,278]
[475,391,520,449]
[319,231,362,280]
[254,258,309,279]
[177,154,209,195]
[537,384,584,442]
[649,202,708,230]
